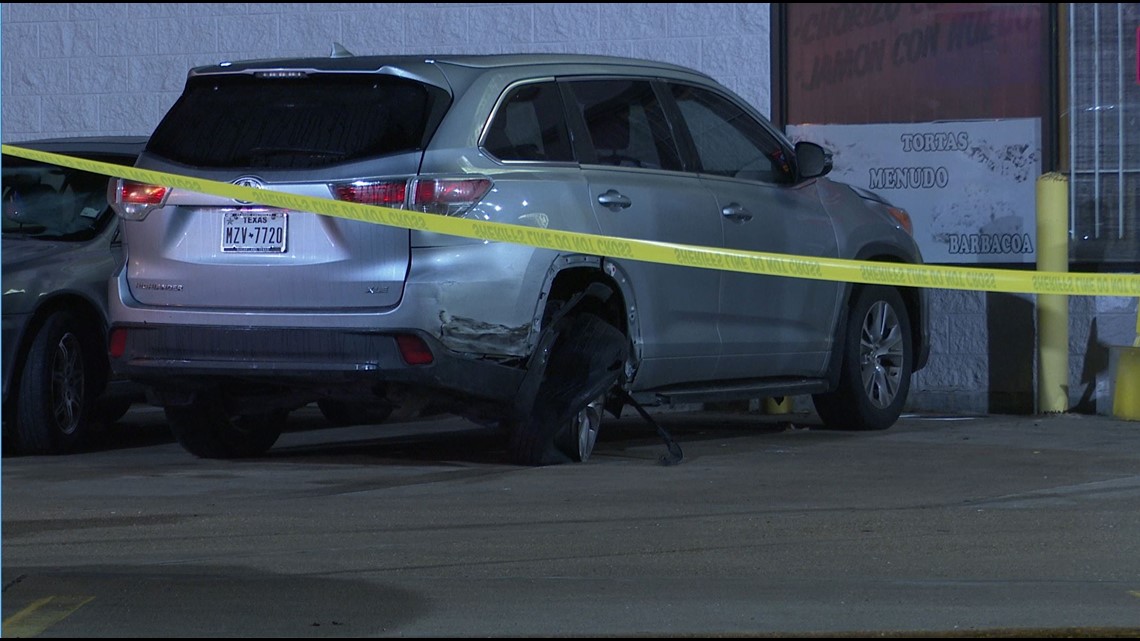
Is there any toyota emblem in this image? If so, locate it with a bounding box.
[232,176,265,205]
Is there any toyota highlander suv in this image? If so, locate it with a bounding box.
[107,52,929,465]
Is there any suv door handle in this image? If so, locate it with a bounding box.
[721,203,753,223]
[597,189,632,211]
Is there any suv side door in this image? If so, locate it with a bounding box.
[562,77,724,389]
[666,82,843,379]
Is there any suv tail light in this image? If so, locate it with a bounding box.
[410,177,492,216]
[110,179,169,221]
[331,177,492,218]
[330,180,408,208]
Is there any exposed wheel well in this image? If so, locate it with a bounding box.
[543,266,628,336]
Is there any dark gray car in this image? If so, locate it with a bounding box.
[2,136,147,455]
[107,52,930,465]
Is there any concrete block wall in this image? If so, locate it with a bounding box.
[2,3,1136,416]
[908,291,1138,416]
[0,3,772,140]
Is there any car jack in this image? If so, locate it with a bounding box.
[615,388,683,466]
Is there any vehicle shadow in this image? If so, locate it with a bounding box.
[262,407,816,467]
[3,404,833,465]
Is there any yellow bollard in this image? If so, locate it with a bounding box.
[1112,305,1140,421]
[764,397,791,414]
[1036,173,1069,413]
[1114,348,1140,420]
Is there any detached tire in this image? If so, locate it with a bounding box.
[813,285,912,431]
[165,393,286,459]
[15,311,100,455]
[507,313,627,466]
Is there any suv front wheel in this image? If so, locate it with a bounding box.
[813,284,913,431]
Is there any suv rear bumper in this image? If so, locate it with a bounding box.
[109,323,527,409]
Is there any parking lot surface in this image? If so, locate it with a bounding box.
[4,405,1140,637]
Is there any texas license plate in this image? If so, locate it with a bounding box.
[222,211,287,253]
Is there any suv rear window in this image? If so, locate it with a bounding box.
[147,74,450,170]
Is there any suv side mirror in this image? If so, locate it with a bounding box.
[795,141,833,179]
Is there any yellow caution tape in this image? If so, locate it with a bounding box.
[5,143,1139,298]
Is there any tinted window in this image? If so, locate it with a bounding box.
[147,75,450,169]
[567,79,682,171]
[483,82,573,162]
[670,84,793,183]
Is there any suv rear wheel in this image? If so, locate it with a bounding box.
[554,392,607,463]
[813,285,912,431]
[317,400,394,427]
[165,391,287,458]
[507,313,627,466]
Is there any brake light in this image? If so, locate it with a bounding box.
[330,177,492,218]
[411,178,492,217]
[111,179,169,221]
[331,180,408,207]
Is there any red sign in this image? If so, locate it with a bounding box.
[784,3,1048,125]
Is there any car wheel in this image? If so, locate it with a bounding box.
[15,311,98,455]
[813,285,912,431]
[165,393,286,459]
[317,400,394,427]
[553,393,607,463]
[507,313,626,466]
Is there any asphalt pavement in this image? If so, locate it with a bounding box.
[3,404,1140,637]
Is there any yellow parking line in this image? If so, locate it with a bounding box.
[3,595,95,637]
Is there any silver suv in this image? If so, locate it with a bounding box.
[109,52,929,465]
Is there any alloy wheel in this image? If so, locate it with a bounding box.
[859,301,905,409]
[50,332,86,436]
